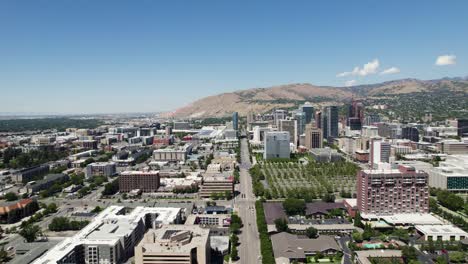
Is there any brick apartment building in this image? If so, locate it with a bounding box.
[119,171,160,193]
[357,165,429,215]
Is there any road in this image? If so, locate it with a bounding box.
[337,236,352,264]
[236,136,261,264]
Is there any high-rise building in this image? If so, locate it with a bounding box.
[232,112,239,131]
[324,106,338,140]
[348,117,362,131]
[364,113,381,126]
[357,165,429,215]
[346,100,364,130]
[369,138,391,168]
[402,126,420,142]
[273,109,288,127]
[457,119,468,137]
[315,111,322,129]
[294,111,306,137]
[304,124,323,149]
[119,171,161,193]
[264,131,290,159]
[279,119,297,144]
[300,102,315,124]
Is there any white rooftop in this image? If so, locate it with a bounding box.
[416,225,468,235]
[33,206,181,264]
[362,213,443,225]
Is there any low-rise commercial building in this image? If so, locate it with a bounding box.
[134,225,210,264]
[416,225,467,241]
[271,232,340,263]
[24,173,69,193]
[153,144,192,162]
[0,198,39,224]
[14,165,50,183]
[85,162,116,178]
[429,155,468,191]
[199,174,234,198]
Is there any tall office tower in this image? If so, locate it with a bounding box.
[325,106,339,140]
[315,111,322,129]
[247,111,254,125]
[364,113,381,126]
[369,138,391,168]
[357,165,429,215]
[273,109,288,127]
[304,124,323,149]
[348,117,362,131]
[457,119,468,137]
[165,126,173,136]
[300,102,315,124]
[264,131,290,159]
[232,112,239,131]
[346,100,364,130]
[279,119,297,144]
[402,126,420,142]
[293,111,306,136]
[321,111,328,139]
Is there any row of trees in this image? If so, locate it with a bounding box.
[210,191,232,200]
[49,217,89,231]
[430,198,468,231]
[432,188,466,212]
[229,213,243,261]
[255,200,275,264]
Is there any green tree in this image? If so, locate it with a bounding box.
[305,227,318,238]
[230,244,238,260]
[283,198,306,216]
[321,193,335,203]
[401,246,418,263]
[352,231,363,243]
[449,251,465,263]
[19,224,41,242]
[274,218,289,232]
[4,192,18,201]
[354,211,363,227]
[45,203,58,214]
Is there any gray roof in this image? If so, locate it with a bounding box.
[305,202,345,216]
[271,233,340,259]
[263,202,287,225]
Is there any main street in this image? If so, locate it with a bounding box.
[235,136,261,264]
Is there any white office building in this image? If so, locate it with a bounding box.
[264,131,290,159]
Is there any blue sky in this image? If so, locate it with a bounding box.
[1,1,467,113]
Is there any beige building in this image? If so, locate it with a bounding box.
[304,124,323,149]
[199,174,234,198]
[134,225,210,264]
[153,144,192,162]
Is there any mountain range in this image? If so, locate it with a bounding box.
[170,77,468,118]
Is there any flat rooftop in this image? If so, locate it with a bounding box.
[416,225,468,235]
[137,225,209,254]
[33,206,181,264]
[361,213,443,225]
